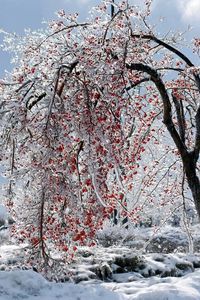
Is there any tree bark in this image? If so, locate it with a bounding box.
[182,152,200,221]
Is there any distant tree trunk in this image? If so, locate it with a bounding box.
[122,215,128,229]
[112,208,118,225]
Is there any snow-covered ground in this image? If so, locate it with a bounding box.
[102,271,200,299]
[0,242,200,299]
[1,222,200,299]
[0,269,122,300]
[0,268,200,299]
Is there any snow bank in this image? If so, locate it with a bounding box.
[0,269,124,300]
[126,272,200,300]
[1,268,200,299]
[103,270,200,300]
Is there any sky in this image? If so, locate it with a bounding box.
[0,0,199,77]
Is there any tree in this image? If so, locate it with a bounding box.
[0,0,200,271]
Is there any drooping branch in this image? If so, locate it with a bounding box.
[46,60,79,127]
[40,188,46,260]
[11,138,15,175]
[103,8,122,44]
[131,33,200,91]
[36,23,90,49]
[126,62,200,219]
[131,34,193,66]
[126,63,188,159]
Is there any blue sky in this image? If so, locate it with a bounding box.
[0,0,199,77]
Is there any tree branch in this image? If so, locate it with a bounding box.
[131,34,194,66]
[126,62,188,159]
[194,106,200,158]
[26,92,46,110]
[125,77,150,92]
[36,23,90,49]
[131,33,200,91]
[111,0,115,18]
[46,60,79,128]
[172,93,186,143]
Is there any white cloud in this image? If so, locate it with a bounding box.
[178,0,200,23]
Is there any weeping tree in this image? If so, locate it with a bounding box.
[0,0,200,272]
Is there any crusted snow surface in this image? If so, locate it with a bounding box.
[0,269,124,300]
[0,268,200,299]
[102,270,200,300]
[0,224,200,299]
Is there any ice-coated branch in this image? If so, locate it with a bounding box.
[126,62,188,159]
[131,33,200,91]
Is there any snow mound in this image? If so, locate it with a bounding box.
[1,268,200,300]
[102,270,200,300]
[0,269,124,300]
[1,258,200,299]
[0,270,48,298]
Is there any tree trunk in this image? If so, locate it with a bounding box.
[126,62,200,222]
[183,153,200,221]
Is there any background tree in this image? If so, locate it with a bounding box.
[0,0,199,271]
